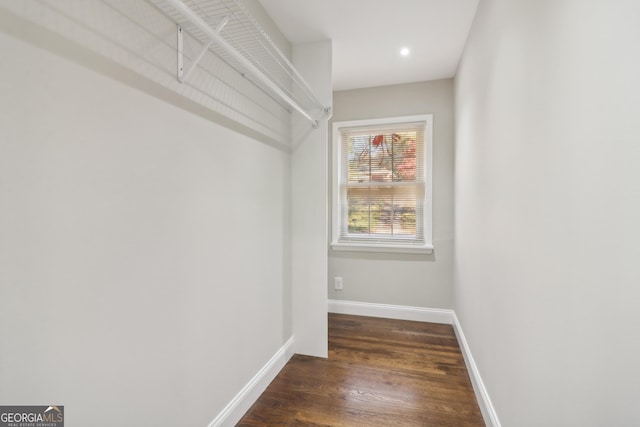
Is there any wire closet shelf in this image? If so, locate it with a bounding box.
[150,0,328,127]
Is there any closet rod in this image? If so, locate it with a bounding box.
[164,0,319,127]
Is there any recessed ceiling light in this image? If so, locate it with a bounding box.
[400,47,410,56]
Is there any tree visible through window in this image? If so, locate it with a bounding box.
[347,131,418,235]
[332,115,433,253]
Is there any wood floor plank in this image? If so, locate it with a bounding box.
[238,314,485,426]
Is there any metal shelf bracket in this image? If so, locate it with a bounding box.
[177,15,230,83]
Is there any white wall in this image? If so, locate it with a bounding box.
[328,80,455,309]
[455,0,640,425]
[0,27,290,426]
[291,40,332,358]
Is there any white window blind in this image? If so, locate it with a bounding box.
[332,115,433,254]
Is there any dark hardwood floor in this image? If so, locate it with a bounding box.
[238,313,485,426]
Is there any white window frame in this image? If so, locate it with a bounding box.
[331,114,433,254]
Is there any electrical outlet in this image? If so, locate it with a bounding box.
[334,277,343,290]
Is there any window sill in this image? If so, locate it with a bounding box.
[330,241,434,255]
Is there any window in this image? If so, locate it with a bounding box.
[331,115,433,254]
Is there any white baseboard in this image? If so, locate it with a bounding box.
[328,299,454,324]
[208,336,295,427]
[452,313,501,427]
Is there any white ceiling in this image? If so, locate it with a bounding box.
[258,0,480,91]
